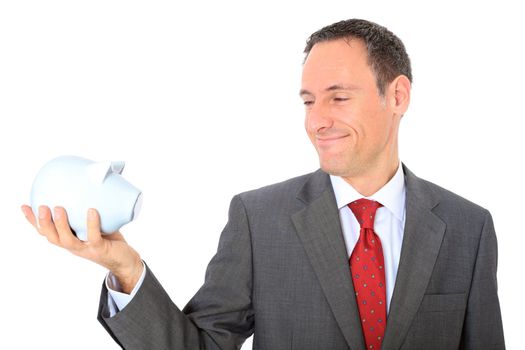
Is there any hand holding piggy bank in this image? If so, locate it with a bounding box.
[30,155,143,241]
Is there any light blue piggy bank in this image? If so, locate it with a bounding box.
[30,155,143,241]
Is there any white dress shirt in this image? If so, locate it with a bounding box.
[107,163,406,316]
[106,262,146,317]
[329,163,406,313]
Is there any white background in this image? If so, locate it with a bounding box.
[1,1,523,349]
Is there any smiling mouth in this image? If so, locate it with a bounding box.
[316,134,349,146]
[317,135,348,141]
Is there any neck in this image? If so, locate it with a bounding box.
[342,158,400,197]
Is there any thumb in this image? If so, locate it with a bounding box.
[87,208,103,244]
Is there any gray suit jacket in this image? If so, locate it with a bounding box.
[98,165,505,349]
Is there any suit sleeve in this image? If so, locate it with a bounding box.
[460,210,505,349]
[97,195,255,350]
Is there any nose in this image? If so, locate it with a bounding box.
[305,102,333,134]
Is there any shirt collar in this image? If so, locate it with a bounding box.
[329,162,406,222]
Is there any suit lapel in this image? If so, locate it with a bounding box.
[381,165,446,350]
[292,171,365,350]
[291,166,446,350]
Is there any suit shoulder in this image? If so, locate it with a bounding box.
[419,177,490,218]
[237,171,315,202]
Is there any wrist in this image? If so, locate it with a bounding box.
[112,256,143,294]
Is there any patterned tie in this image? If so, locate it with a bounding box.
[348,198,386,350]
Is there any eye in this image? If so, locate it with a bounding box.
[303,100,314,106]
[334,97,349,102]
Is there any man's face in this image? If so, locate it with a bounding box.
[301,38,401,178]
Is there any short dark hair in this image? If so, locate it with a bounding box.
[304,19,412,96]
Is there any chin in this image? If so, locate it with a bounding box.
[318,155,358,178]
[319,161,348,177]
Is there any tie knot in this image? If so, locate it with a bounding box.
[348,198,383,229]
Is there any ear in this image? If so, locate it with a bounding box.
[388,75,411,116]
[87,161,125,183]
[111,161,125,174]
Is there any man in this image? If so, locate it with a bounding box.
[22,19,505,349]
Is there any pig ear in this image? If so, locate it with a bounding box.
[111,161,125,174]
[87,161,125,183]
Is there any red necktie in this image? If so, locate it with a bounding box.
[349,198,386,350]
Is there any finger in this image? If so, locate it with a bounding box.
[87,208,103,245]
[53,207,82,250]
[21,205,38,229]
[37,205,60,245]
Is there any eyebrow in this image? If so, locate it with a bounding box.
[299,84,360,97]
